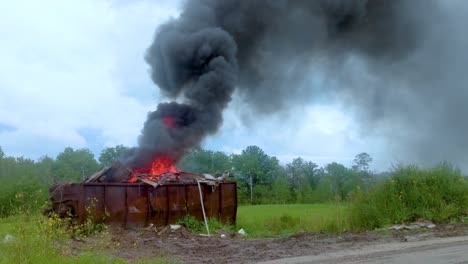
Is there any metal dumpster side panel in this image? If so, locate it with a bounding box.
[149,185,168,226]
[203,185,220,218]
[186,185,203,220]
[73,181,236,228]
[167,185,187,224]
[220,182,237,224]
[104,186,126,226]
[83,185,105,222]
[126,185,149,228]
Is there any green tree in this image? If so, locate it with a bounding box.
[286,158,320,200]
[286,158,320,203]
[37,156,55,185]
[0,147,4,178]
[52,147,99,182]
[323,162,362,201]
[271,173,292,204]
[211,151,232,174]
[231,146,284,204]
[352,152,374,191]
[232,146,279,185]
[98,145,131,167]
[178,149,231,175]
[352,152,372,172]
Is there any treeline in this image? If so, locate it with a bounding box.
[179,146,375,204]
[0,145,376,210]
[0,147,100,216]
[0,146,467,225]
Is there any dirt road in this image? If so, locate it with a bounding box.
[261,236,468,264]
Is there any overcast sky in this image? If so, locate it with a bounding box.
[0,0,396,170]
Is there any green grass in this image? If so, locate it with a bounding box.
[177,215,235,235]
[0,214,179,264]
[236,203,349,237]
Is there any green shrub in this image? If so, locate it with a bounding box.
[176,215,205,233]
[0,177,48,217]
[206,218,235,232]
[176,215,234,235]
[70,197,108,237]
[349,163,468,230]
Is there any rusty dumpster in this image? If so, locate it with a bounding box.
[48,180,237,228]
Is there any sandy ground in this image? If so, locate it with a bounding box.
[72,223,468,263]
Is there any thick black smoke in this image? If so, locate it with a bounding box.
[128,0,468,169]
[125,26,237,168]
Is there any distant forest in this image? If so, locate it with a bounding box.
[0,145,385,205]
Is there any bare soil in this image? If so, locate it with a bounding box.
[71,223,468,263]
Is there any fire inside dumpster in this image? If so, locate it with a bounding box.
[47,161,237,228]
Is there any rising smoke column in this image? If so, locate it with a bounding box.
[126,25,237,168]
[129,0,468,169]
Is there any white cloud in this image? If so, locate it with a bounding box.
[203,100,389,170]
[0,0,181,158]
[0,0,392,171]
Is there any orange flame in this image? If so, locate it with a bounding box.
[150,156,178,175]
[128,156,179,183]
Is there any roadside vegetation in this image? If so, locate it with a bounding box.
[349,163,468,231]
[0,211,178,263]
[0,145,467,262]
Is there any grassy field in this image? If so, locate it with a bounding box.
[237,203,349,237]
[0,203,347,262]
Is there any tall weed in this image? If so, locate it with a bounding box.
[349,163,468,230]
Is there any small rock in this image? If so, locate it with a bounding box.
[406,224,419,230]
[415,220,436,229]
[3,234,14,243]
[170,224,181,231]
[220,234,226,238]
[389,225,404,230]
[237,228,246,235]
[389,221,436,231]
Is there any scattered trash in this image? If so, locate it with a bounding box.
[389,220,436,230]
[203,174,216,180]
[170,224,181,231]
[237,228,246,235]
[2,234,14,243]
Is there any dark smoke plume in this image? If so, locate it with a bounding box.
[128,0,468,169]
